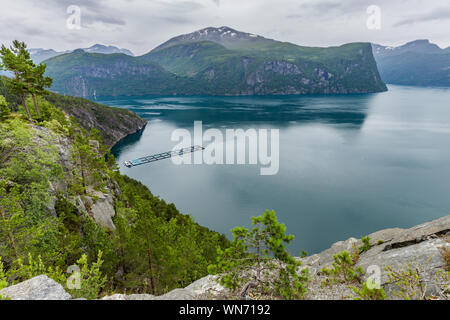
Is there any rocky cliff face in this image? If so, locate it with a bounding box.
[45,93,147,148]
[32,125,119,231]
[3,215,448,300]
[0,77,147,149]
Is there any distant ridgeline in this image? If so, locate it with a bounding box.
[43,26,387,97]
[372,40,450,87]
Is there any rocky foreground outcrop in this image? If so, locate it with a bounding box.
[1,215,448,300]
[0,275,71,300]
[302,215,449,299]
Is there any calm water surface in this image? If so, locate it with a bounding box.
[99,85,450,255]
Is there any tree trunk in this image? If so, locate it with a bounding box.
[81,166,87,195]
[20,93,31,120]
[147,247,156,295]
[239,281,258,298]
[31,94,41,118]
[257,231,261,280]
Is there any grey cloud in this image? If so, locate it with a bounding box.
[298,1,343,12]
[154,0,205,12]
[394,7,450,27]
[286,0,369,20]
[41,0,126,27]
[82,12,127,26]
[1,0,449,55]
[153,15,194,25]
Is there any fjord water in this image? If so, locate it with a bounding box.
[103,85,450,255]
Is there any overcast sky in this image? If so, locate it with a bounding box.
[1,0,449,55]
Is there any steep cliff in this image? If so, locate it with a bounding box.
[0,76,147,148]
[45,93,147,148]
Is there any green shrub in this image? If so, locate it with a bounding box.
[386,263,425,300]
[321,250,364,285]
[0,258,9,300]
[359,236,371,253]
[6,251,107,300]
[351,280,386,300]
[68,252,108,299]
[0,257,8,289]
[0,95,10,121]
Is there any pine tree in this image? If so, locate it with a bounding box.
[71,133,97,194]
[208,210,309,299]
[26,63,53,119]
[132,210,161,294]
[0,41,33,120]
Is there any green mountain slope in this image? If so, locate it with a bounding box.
[372,40,450,87]
[43,27,387,97]
[44,49,189,96]
[142,41,235,76]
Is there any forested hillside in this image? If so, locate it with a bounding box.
[0,92,228,298]
[0,41,228,299]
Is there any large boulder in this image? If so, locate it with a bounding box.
[152,288,196,300]
[152,275,229,300]
[0,275,71,300]
[86,190,116,230]
[356,238,448,298]
[184,275,230,299]
[354,215,450,299]
[100,275,230,300]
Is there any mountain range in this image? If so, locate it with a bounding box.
[29,44,134,64]
[0,44,135,77]
[372,40,450,87]
[42,26,387,97]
